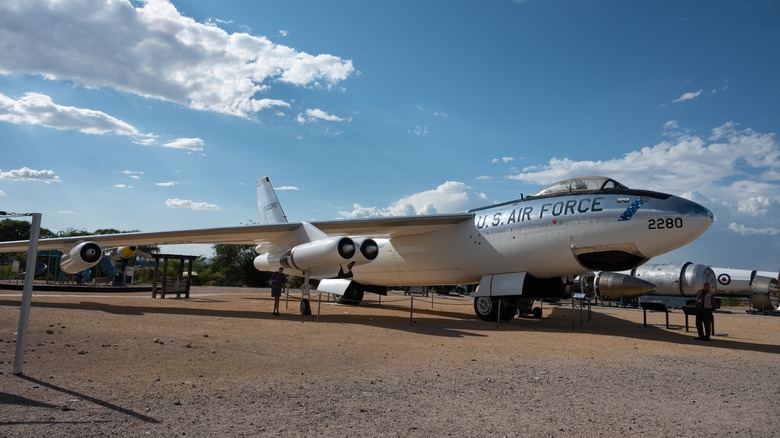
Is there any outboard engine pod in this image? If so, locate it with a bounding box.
[60,241,102,274]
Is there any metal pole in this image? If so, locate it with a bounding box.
[316,291,322,323]
[409,296,414,326]
[14,213,41,375]
[496,298,500,329]
[571,298,575,331]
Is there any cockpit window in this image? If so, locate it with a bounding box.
[533,176,627,196]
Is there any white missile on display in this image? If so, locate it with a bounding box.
[573,271,657,300]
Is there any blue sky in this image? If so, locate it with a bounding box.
[1,0,779,272]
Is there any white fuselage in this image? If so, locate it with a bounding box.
[349,191,713,286]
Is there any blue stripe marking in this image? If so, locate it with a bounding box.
[618,200,645,221]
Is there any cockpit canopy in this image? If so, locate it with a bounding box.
[533,176,628,197]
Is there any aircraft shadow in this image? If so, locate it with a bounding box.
[0,374,159,425]
[537,305,780,356]
[1,299,777,354]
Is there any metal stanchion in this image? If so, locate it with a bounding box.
[409,296,414,326]
[316,291,322,322]
[13,212,42,376]
[496,298,501,329]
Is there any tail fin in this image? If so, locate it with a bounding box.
[257,176,288,224]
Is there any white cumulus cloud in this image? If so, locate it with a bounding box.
[492,157,515,164]
[163,138,205,151]
[728,223,779,236]
[165,198,220,210]
[0,92,153,142]
[339,181,489,218]
[0,167,61,183]
[0,0,353,118]
[673,89,703,103]
[296,108,349,124]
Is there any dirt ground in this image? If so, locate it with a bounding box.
[1,285,778,437]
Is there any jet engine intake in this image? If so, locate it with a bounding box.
[353,238,379,263]
[60,241,102,274]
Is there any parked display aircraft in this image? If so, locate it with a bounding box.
[0,176,714,321]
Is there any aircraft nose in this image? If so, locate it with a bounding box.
[675,196,714,221]
[673,195,715,236]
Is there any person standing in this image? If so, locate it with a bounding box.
[694,282,715,341]
[270,267,286,316]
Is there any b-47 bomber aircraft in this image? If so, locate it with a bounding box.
[0,176,714,321]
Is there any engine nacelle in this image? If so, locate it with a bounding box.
[60,241,103,274]
[253,236,379,276]
[281,237,355,271]
[111,246,138,263]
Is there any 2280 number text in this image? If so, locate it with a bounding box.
[648,218,683,229]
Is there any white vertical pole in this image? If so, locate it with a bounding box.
[13,213,41,375]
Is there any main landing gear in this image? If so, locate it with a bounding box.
[300,298,311,315]
[473,296,542,322]
[299,271,313,316]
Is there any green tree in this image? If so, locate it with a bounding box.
[94,228,124,235]
[208,244,268,287]
[57,227,91,237]
[0,219,56,240]
[0,219,57,279]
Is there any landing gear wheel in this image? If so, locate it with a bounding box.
[474,297,498,321]
[474,297,512,321]
[532,306,543,319]
[300,299,312,315]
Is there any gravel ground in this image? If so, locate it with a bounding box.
[1,285,778,437]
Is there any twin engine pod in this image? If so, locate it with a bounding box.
[60,241,103,274]
[254,236,379,277]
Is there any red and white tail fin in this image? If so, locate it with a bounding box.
[256,176,288,224]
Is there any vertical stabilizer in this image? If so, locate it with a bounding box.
[257,177,288,224]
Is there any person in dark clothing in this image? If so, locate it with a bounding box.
[694,282,715,341]
[270,267,286,316]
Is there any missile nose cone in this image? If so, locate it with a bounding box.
[596,272,657,299]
